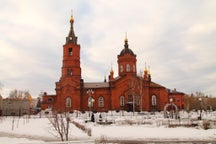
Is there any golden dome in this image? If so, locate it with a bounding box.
[124,37,128,42]
[70,16,74,23]
[110,68,114,74]
[124,34,128,42]
[144,68,148,74]
[144,62,148,74]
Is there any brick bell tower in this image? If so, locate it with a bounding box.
[55,15,81,112]
[117,36,137,76]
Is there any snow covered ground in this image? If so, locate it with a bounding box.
[0,111,216,143]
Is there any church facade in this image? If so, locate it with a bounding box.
[41,16,185,113]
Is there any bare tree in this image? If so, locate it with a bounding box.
[184,94,191,113]
[8,89,31,99]
[9,89,21,99]
[47,111,71,141]
[184,92,216,111]
[128,77,142,115]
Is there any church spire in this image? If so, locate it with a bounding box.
[70,10,74,23]
[66,11,77,44]
[124,32,129,49]
[119,34,135,56]
[109,62,114,81]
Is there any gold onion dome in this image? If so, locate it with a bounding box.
[124,37,128,42]
[144,65,148,74]
[144,68,148,74]
[70,16,74,23]
[110,68,114,74]
[119,36,135,56]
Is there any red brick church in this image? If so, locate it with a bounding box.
[41,15,185,113]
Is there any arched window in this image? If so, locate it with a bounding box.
[66,97,71,108]
[47,98,53,103]
[133,65,136,72]
[68,48,73,55]
[120,65,123,72]
[152,95,157,106]
[126,64,130,72]
[98,96,104,107]
[120,96,125,106]
[67,69,72,76]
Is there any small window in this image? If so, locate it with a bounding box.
[98,96,104,107]
[120,65,123,72]
[67,69,72,76]
[152,95,157,106]
[47,98,53,102]
[68,48,73,55]
[66,97,71,108]
[133,65,136,72]
[126,64,130,72]
[120,96,124,106]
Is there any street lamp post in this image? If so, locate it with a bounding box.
[87,89,94,117]
[198,97,202,120]
[90,97,95,113]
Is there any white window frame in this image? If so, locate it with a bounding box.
[120,65,123,72]
[126,64,130,72]
[133,65,136,72]
[98,96,104,107]
[152,95,157,106]
[66,97,71,108]
[120,96,125,106]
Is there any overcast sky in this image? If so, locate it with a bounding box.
[0,0,216,98]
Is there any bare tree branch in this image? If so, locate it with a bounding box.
[47,111,70,141]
